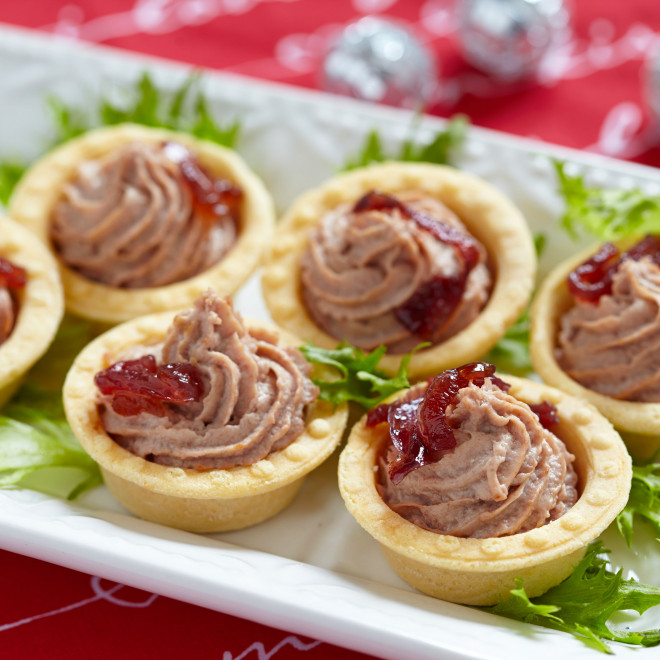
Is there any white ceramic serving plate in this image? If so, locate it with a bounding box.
[0,24,659,660]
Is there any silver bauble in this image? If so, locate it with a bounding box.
[456,0,569,80]
[321,17,438,109]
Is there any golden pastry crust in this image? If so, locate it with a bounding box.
[9,124,275,324]
[530,243,660,459]
[262,162,536,380]
[338,376,630,606]
[0,216,64,406]
[63,312,348,532]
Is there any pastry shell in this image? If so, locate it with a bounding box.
[9,124,275,325]
[63,312,348,532]
[0,215,64,406]
[262,162,536,380]
[530,243,660,460]
[338,375,631,606]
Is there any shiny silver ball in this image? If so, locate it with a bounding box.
[456,0,569,80]
[321,17,438,109]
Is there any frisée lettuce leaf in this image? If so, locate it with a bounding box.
[342,115,468,171]
[617,462,660,547]
[484,542,660,653]
[300,342,426,409]
[0,161,26,206]
[0,384,101,500]
[555,160,660,241]
[483,308,533,377]
[0,317,101,499]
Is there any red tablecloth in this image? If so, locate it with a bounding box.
[0,2,659,659]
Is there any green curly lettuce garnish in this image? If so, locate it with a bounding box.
[0,384,101,500]
[47,96,90,146]
[96,73,240,146]
[483,308,533,377]
[0,161,26,206]
[555,160,660,241]
[617,462,660,547]
[533,231,547,258]
[0,317,100,499]
[299,342,426,409]
[484,541,660,653]
[342,115,468,171]
[0,72,240,205]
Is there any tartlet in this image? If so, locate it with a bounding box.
[9,123,275,324]
[338,374,630,606]
[530,242,660,460]
[0,216,64,406]
[63,305,348,533]
[262,162,536,379]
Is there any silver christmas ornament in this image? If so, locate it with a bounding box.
[321,17,438,109]
[456,0,569,80]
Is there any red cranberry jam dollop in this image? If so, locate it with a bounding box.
[568,234,660,304]
[0,256,27,344]
[162,142,243,226]
[367,362,558,484]
[95,354,205,417]
[0,256,27,291]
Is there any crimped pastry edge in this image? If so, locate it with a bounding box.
[337,375,631,605]
[530,242,660,459]
[9,123,275,324]
[0,215,64,405]
[63,310,348,532]
[262,162,536,380]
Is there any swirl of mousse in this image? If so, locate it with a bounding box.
[557,237,660,402]
[50,141,239,289]
[373,364,578,539]
[0,256,26,345]
[96,291,319,470]
[299,190,492,353]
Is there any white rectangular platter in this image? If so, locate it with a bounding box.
[0,24,659,660]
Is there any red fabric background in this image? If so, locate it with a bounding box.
[0,1,659,658]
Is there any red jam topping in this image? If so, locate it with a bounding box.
[95,354,205,417]
[529,401,559,428]
[162,142,243,226]
[353,190,405,216]
[394,273,471,342]
[0,256,27,290]
[366,362,559,484]
[367,362,509,484]
[352,191,480,342]
[568,235,660,304]
[365,401,390,427]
